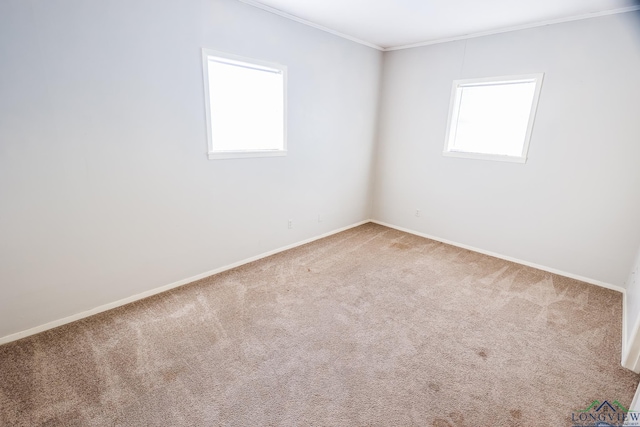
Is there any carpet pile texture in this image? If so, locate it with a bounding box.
[0,223,637,426]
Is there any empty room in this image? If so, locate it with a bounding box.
[2,0,640,425]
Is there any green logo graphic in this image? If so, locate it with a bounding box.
[577,400,630,413]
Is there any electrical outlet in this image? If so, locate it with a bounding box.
[288,219,293,229]
[415,209,421,217]
[318,214,323,223]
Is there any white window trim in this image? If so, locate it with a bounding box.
[201,48,288,160]
[442,73,544,164]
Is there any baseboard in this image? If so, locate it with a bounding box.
[371,220,624,293]
[621,294,640,373]
[623,309,640,373]
[3,217,631,362]
[371,220,632,368]
[624,291,629,366]
[0,219,372,346]
[626,383,640,424]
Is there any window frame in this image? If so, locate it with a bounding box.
[201,48,288,160]
[442,73,544,164]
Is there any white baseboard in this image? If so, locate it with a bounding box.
[626,384,640,425]
[0,219,371,346]
[3,217,633,369]
[624,291,629,366]
[371,220,632,367]
[371,220,624,293]
[623,309,640,373]
[371,220,632,368]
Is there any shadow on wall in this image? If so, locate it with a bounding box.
[633,1,640,42]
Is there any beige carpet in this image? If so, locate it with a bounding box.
[0,223,638,426]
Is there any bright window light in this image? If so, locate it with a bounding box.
[443,74,544,163]
[202,49,286,160]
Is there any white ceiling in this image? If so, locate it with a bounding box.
[240,0,637,49]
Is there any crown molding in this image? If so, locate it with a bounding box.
[384,5,640,51]
[236,0,640,53]
[235,0,385,51]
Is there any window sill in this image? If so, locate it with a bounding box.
[442,151,527,163]
[208,150,287,160]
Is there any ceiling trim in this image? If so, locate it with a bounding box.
[237,0,640,52]
[383,5,640,51]
[236,0,385,51]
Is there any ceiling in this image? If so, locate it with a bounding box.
[240,0,637,49]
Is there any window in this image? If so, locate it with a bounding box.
[443,74,544,163]
[202,49,287,160]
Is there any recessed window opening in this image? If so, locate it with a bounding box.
[202,49,287,160]
[443,74,544,163]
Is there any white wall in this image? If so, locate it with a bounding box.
[3,0,640,343]
[373,12,640,287]
[0,0,382,339]
[627,247,640,337]
[624,246,640,371]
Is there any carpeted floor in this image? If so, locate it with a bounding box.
[0,223,638,426]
